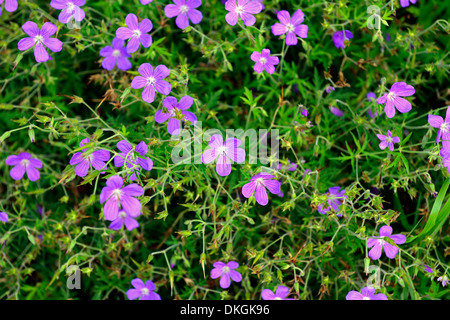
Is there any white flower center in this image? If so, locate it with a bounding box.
[180,5,188,13]
[222,266,230,273]
[259,57,267,65]
[274,297,282,300]
[235,6,243,14]
[112,189,122,200]
[217,146,227,154]
[441,122,449,132]
[147,76,156,85]
[133,29,142,38]
[67,2,75,12]
[21,159,30,167]
[34,35,44,43]
[286,23,295,32]
[255,178,264,185]
[141,288,149,295]
[119,211,127,219]
[112,49,121,57]
[387,92,396,100]
[363,297,370,300]
[386,136,393,143]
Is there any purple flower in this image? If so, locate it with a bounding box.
[140,0,153,4]
[0,212,8,223]
[164,0,203,29]
[50,0,85,24]
[326,86,335,94]
[317,186,347,215]
[330,106,344,117]
[303,168,311,177]
[332,30,353,49]
[126,279,161,300]
[424,265,433,273]
[69,138,110,177]
[376,82,415,118]
[271,9,308,46]
[242,172,281,206]
[277,160,297,172]
[109,210,139,231]
[385,33,391,42]
[428,107,450,147]
[99,38,131,71]
[18,22,63,63]
[346,287,388,300]
[261,286,294,300]
[367,225,407,260]
[0,0,18,15]
[225,0,263,27]
[250,49,279,75]
[437,276,449,287]
[131,63,172,103]
[155,96,197,135]
[301,107,308,117]
[99,175,144,221]
[6,152,42,181]
[377,130,400,151]
[367,92,377,101]
[116,14,153,53]
[210,261,242,289]
[114,140,153,181]
[201,135,245,176]
[400,0,416,7]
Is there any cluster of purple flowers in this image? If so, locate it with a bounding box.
[317,186,347,216]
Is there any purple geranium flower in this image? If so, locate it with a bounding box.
[400,0,416,7]
[367,92,379,118]
[114,140,153,181]
[437,276,449,287]
[50,0,85,24]
[242,172,281,206]
[428,107,450,147]
[164,0,203,30]
[109,210,139,231]
[332,30,353,49]
[140,0,153,4]
[201,135,245,176]
[376,82,415,118]
[131,63,172,103]
[271,9,308,46]
[18,22,63,63]
[100,175,144,220]
[69,138,110,177]
[155,96,197,135]
[116,13,153,53]
[261,286,294,300]
[330,106,344,117]
[377,130,400,151]
[0,212,8,223]
[346,287,388,300]
[99,38,131,71]
[301,107,308,117]
[210,261,242,289]
[250,49,279,75]
[126,279,161,300]
[424,265,433,273]
[277,160,297,172]
[326,86,335,94]
[367,225,407,260]
[317,186,347,215]
[6,152,42,181]
[0,0,18,16]
[225,0,262,27]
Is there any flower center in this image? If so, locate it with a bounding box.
[34,35,44,43]
[180,5,189,13]
[67,2,75,11]
[141,288,149,295]
[133,29,142,38]
[235,6,243,14]
[387,92,396,100]
[259,57,267,65]
[112,189,122,200]
[147,76,156,86]
[119,211,127,219]
[217,146,227,154]
[362,297,370,300]
[21,159,30,167]
[441,122,449,132]
[255,178,265,185]
[286,23,295,32]
[112,49,121,57]
[222,266,230,273]
[274,297,282,300]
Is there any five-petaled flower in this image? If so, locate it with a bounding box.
[428,107,450,148]
[242,172,281,206]
[18,21,63,63]
[131,63,172,103]
[126,279,161,300]
[201,134,246,176]
[261,286,295,300]
[109,210,139,231]
[70,138,110,177]
[332,30,353,49]
[164,0,203,30]
[317,186,347,216]
[100,175,144,221]
[114,140,153,181]
[155,96,198,135]
[225,0,263,27]
[367,225,407,260]
[210,261,242,289]
[271,9,308,46]
[376,82,415,118]
[6,152,43,182]
[0,0,18,16]
[50,0,86,24]
[346,287,388,300]
[377,130,400,151]
[437,275,449,287]
[250,49,279,75]
[0,212,8,223]
[99,38,132,71]
[116,13,153,53]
